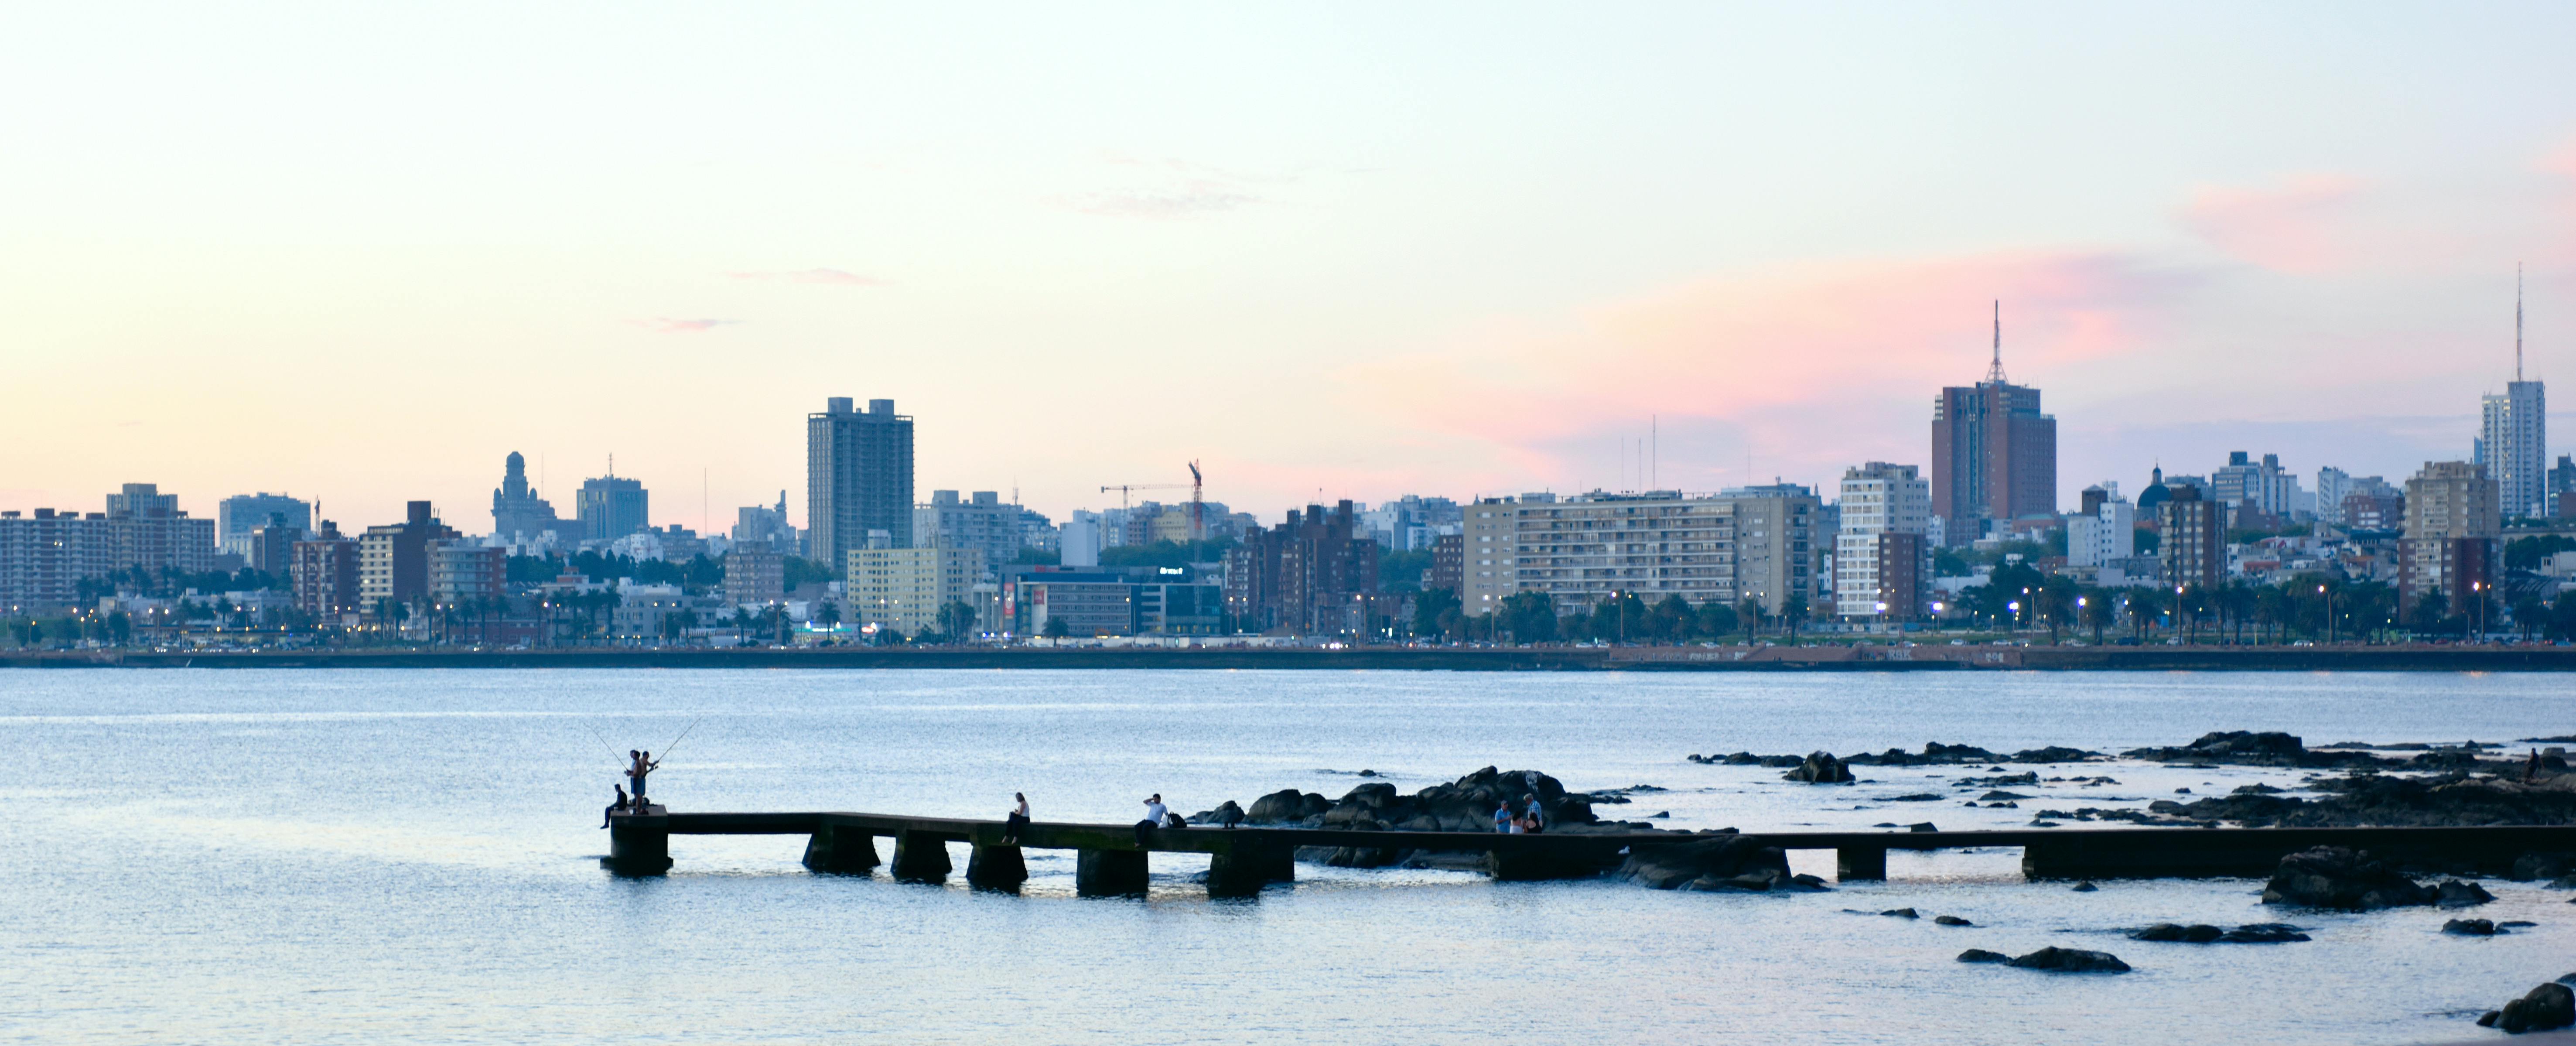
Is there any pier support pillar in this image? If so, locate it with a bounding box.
[1837,846,1887,882]
[1206,842,1293,897]
[1076,848,1149,897]
[606,813,672,875]
[801,825,881,874]
[891,830,953,882]
[965,843,1028,890]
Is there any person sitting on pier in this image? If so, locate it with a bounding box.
[1136,793,1167,846]
[1004,793,1030,844]
[601,784,630,829]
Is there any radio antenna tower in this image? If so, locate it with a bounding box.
[1985,300,2006,383]
[2516,262,2525,382]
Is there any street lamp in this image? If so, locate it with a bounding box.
[2318,584,2333,644]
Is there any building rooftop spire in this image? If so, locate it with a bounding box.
[1985,300,2006,383]
[2517,261,2525,382]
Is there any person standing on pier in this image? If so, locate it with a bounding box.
[1137,793,1167,846]
[1004,793,1030,844]
[1523,796,1544,834]
[628,750,659,807]
[1493,802,1512,833]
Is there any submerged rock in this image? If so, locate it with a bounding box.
[2070,881,2099,892]
[2445,918,2500,936]
[2005,947,2132,973]
[2131,923,2310,943]
[1956,949,2009,963]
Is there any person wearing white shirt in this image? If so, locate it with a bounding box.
[1136,794,1167,846]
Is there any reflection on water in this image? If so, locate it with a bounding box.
[0,669,2568,1045]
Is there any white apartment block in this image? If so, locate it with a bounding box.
[1470,488,1821,617]
[846,544,987,637]
[2478,380,2546,519]
[1833,462,1930,619]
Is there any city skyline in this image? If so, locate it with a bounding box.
[4,4,2575,528]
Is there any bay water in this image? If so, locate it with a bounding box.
[3,669,2570,1044]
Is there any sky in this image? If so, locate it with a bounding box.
[5,3,2576,532]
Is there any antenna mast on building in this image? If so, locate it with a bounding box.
[1986,300,2006,383]
[2517,262,2525,382]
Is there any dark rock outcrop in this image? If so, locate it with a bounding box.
[1957,949,2009,963]
[2005,947,2132,973]
[1185,800,1246,826]
[2151,772,2576,829]
[2009,746,2103,764]
[2445,918,2499,936]
[2438,879,2497,907]
[1934,915,1972,926]
[1243,789,1330,824]
[1620,833,1787,890]
[1782,752,1855,784]
[2132,922,2310,943]
[2477,975,2576,1034]
[2262,846,2434,909]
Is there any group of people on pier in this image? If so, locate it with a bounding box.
[600,749,658,828]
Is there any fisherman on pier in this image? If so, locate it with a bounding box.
[627,749,659,809]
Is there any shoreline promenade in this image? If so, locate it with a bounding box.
[10,644,2576,671]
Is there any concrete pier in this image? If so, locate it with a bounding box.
[891,829,953,882]
[1075,849,1149,896]
[966,843,1028,889]
[801,824,881,874]
[626,810,2576,895]
[1205,841,1294,896]
[605,809,672,875]
[1836,845,1887,881]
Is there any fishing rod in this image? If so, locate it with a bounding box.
[577,719,628,767]
[654,714,707,766]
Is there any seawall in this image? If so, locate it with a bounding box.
[5,644,2575,670]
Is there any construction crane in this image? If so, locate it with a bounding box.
[1100,461,1205,542]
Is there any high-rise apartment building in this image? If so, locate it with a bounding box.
[2479,382,2546,519]
[1223,502,1383,634]
[0,485,217,613]
[2211,452,2298,518]
[1930,307,2057,545]
[291,521,361,622]
[2066,483,2138,568]
[359,502,460,620]
[2400,461,2500,610]
[914,490,1023,568]
[845,544,984,637]
[1479,486,1821,617]
[2549,455,2576,519]
[808,397,914,566]
[722,543,785,605]
[1459,495,1535,616]
[730,492,800,555]
[575,475,648,543]
[2480,274,2547,520]
[2157,484,2226,591]
[218,492,311,557]
[1834,462,1930,621]
[489,452,561,541]
[427,540,506,608]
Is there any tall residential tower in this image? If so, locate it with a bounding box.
[1930,303,2057,545]
[807,397,915,566]
[2477,270,2545,519]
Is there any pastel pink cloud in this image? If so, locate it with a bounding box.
[2180,174,2367,274]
